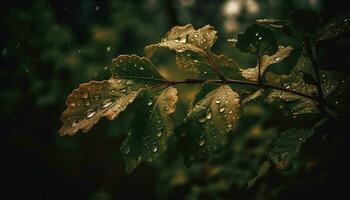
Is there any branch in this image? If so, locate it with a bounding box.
[167,78,318,101]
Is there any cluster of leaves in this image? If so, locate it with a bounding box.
[59,9,349,187]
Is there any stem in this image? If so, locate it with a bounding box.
[305,37,324,98]
[167,78,318,101]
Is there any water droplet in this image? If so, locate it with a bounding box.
[227,124,232,129]
[82,92,88,98]
[258,36,262,40]
[219,107,226,113]
[229,110,233,114]
[139,66,144,70]
[86,109,96,118]
[152,146,158,152]
[198,138,205,147]
[69,101,76,107]
[110,89,116,93]
[106,46,111,52]
[198,115,207,123]
[206,111,212,119]
[255,33,259,36]
[84,99,90,106]
[124,145,131,154]
[147,100,153,106]
[275,57,280,61]
[193,59,198,63]
[215,99,221,104]
[102,99,113,108]
[156,131,162,138]
[71,121,77,127]
[120,88,127,93]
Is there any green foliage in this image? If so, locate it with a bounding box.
[59,11,349,191]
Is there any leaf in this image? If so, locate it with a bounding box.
[268,128,312,169]
[176,85,242,166]
[60,54,166,136]
[121,86,178,173]
[236,23,278,56]
[176,51,241,79]
[111,54,166,84]
[240,46,294,81]
[266,71,319,115]
[247,161,271,189]
[59,79,142,136]
[145,24,217,58]
[317,13,350,44]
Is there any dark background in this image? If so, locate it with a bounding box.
[2,0,350,199]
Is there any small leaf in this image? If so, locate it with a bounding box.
[121,86,178,173]
[176,85,242,166]
[60,54,166,136]
[240,46,294,81]
[317,13,350,44]
[59,79,142,136]
[145,24,217,58]
[236,23,278,56]
[247,161,271,189]
[268,128,312,169]
[111,54,166,84]
[176,51,241,79]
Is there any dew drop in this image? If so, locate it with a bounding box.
[102,99,113,108]
[147,100,153,106]
[84,99,90,106]
[71,121,77,127]
[106,46,111,52]
[120,88,127,93]
[69,101,76,107]
[139,66,144,70]
[198,138,205,147]
[215,99,221,104]
[198,115,207,123]
[193,59,198,63]
[124,145,131,154]
[152,146,158,152]
[110,89,116,93]
[82,92,88,98]
[258,36,262,40]
[156,131,162,138]
[86,109,96,118]
[206,111,212,119]
[227,124,233,129]
[275,57,280,61]
[219,107,226,113]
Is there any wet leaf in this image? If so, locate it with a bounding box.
[111,54,166,84]
[240,46,294,81]
[145,24,217,58]
[176,85,242,166]
[60,54,166,136]
[317,13,350,44]
[268,128,312,169]
[236,23,278,56]
[121,86,178,173]
[256,18,289,30]
[176,51,241,79]
[242,89,264,106]
[59,79,142,136]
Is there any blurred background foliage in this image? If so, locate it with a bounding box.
[2,0,349,199]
